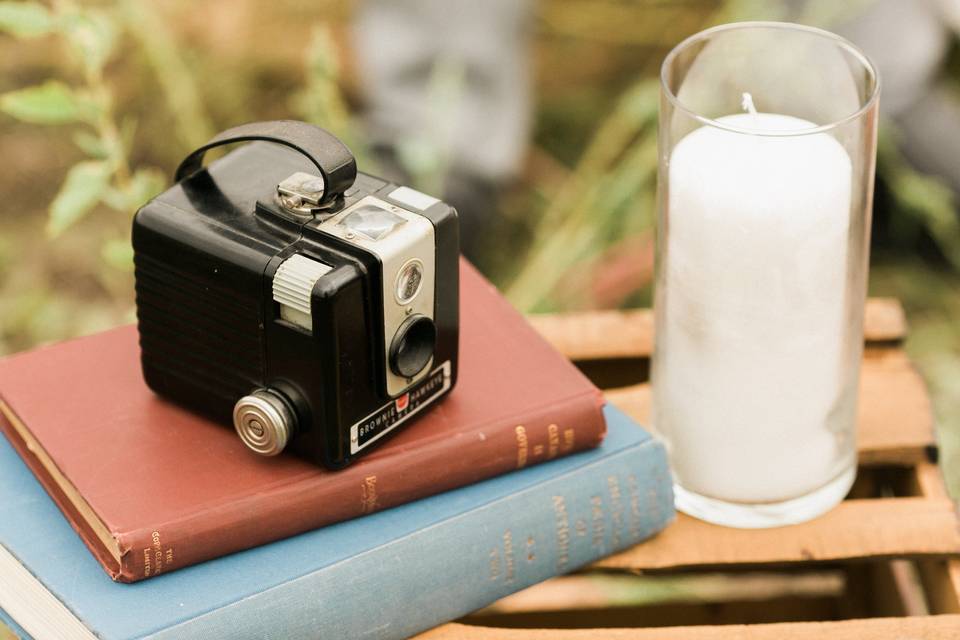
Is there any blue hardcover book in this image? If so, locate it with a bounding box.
[0,405,673,640]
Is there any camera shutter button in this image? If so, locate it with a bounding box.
[233,389,296,456]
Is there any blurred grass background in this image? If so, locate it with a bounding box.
[0,0,958,498]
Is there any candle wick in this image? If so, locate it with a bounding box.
[741,92,758,116]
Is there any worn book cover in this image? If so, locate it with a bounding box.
[0,405,672,640]
[0,260,606,583]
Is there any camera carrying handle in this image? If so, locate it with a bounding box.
[174,120,357,207]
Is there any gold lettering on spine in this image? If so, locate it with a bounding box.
[646,468,668,527]
[515,426,528,468]
[547,424,559,459]
[647,486,661,528]
[361,475,379,513]
[489,530,517,583]
[488,546,501,581]
[142,530,173,579]
[607,476,624,549]
[590,495,606,551]
[574,517,587,538]
[627,474,643,540]
[152,531,162,575]
[552,495,570,572]
[502,530,515,584]
[562,428,575,453]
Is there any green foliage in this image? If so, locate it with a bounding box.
[71,129,108,157]
[505,79,660,312]
[871,260,960,496]
[117,0,212,149]
[292,25,373,170]
[295,25,463,194]
[58,4,116,78]
[0,0,166,257]
[506,0,959,313]
[0,1,52,38]
[101,238,135,272]
[0,2,369,283]
[106,167,165,213]
[47,160,110,237]
[0,81,88,124]
[395,59,464,197]
[877,126,960,270]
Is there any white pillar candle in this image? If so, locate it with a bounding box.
[654,97,854,503]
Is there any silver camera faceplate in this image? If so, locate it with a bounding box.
[318,195,436,397]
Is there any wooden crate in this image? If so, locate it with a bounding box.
[418,298,960,639]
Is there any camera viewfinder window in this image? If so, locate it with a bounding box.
[341,205,406,241]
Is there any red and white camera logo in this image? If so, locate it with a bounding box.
[395,393,410,412]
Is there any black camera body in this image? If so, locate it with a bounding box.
[132,121,459,469]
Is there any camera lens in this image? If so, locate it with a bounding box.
[390,315,436,378]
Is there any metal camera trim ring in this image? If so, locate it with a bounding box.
[233,389,294,456]
[394,258,425,305]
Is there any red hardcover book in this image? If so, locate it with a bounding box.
[0,261,605,582]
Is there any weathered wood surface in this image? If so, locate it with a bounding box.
[418,615,960,639]
[601,349,935,466]
[530,299,933,465]
[527,297,907,362]
[593,497,960,571]
[424,298,956,639]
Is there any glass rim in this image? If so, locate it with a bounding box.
[660,21,881,137]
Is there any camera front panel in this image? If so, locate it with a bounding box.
[315,195,437,396]
[264,183,458,468]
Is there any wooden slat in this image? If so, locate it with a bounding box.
[463,597,843,630]
[920,560,960,615]
[476,571,844,614]
[908,463,960,615]
[913,462,951,499]
[856,350,936,464]
[592,498,960,572]
[603,349,936,465]
[863,298,909,343]
[843,561,927,618]
[528,298,907,362]
[418,615,960,639]
[529,308,654,361]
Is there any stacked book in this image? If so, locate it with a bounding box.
[0,262,674,640]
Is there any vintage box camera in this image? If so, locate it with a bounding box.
[132,121,459,469]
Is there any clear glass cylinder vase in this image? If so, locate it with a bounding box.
[652,22,880,528]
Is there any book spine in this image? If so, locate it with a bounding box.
[117,390,607,582]
[148,437,674,640]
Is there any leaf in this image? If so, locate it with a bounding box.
[0,1,52,38]
[72,130,108,158]
[0,81,82,124]
[101,239,134,272]
[125,168,166,206]
[46,161,110,237]
[102,167,165,212]
[896,171,960,269]
[59,7,116,77]
[618,80,659,124]
[119,115,136,157]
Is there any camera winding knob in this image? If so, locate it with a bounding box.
[233,389,296,456]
